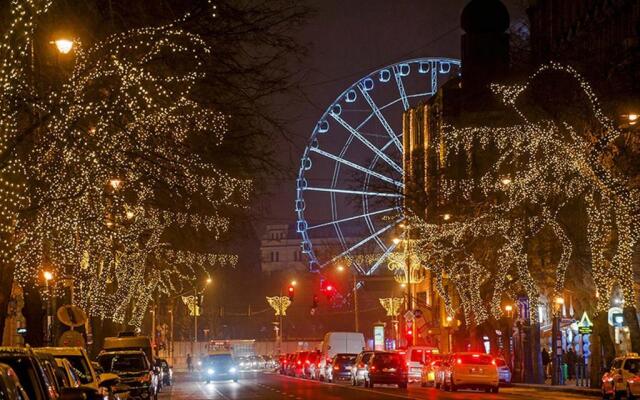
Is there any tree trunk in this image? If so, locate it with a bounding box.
[591,311,615,387]
[623,306,640,353]
[22,284,45,346]
[530,321,545,383]
[0,259,15,344]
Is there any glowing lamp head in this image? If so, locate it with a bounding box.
[446,316,453,323]
[109,178,123,190]
[336,265,344,272]
[290,280,297,287]
[125,210,135,220]
[206,277,212,284]
[500,177,512,185]
[43,271,54,281]
[53,39,73,54]
[443,213,451,221]
[554,297,565,305]
[392,238,401,245]
[629,114,638,124]
[505,305,513,312]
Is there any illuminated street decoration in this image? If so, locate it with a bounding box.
[379,297,404,317]
[411,62,638,325]
[182,295,201,317]
[296,58,462,275]
[266,296,292,316]
[0,0,250,327]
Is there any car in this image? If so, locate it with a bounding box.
[352,351,407,388]
[326,354,357,383]
[318,332,365,382]
[440,352,499,393]
[38,346,120,395]
[433,355,450,389]
[304,351,321,379]
[157,359,172,386]
[602,353,640,399]
[291,351,309,377]
[202,353,239,383]
[97,349,159,400]
[0,363,29,400]
[55,358,82,388]
[403,346,439,382]
[495,357,512,385]
[351,351,375,386]
[284,353,297,375]
[0,347,117,400]
[420,354,444,387]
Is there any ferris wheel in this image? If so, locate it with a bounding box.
[296,58,461,275]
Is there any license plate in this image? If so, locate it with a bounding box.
[383,368,396,373]
[470,368,484,374]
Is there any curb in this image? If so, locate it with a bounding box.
[511,383,600,397]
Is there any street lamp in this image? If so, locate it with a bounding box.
[501,177,512,185]
[505,304,513,318]
[206,277,212,285]
[392,237,401,245]
[552,296,565,385]
[109,178,123,190]
[336,264,345,272]
[52,39,74,54]
[43,271,54,345]
[629,113,638,125]
[43,271,54,282]
[290,280,297,287]
[442,213,451,221]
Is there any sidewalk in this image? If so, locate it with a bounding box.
[511,382,600,397]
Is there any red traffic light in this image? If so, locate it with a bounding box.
[287,285,295,301]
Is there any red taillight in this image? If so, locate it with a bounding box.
[333,366,339,370]
[370,366,376,371]
[297,360,301,365]
[358,363,364,368]
[491,359,496,366]
[305,360,310,364]
[456,358,462,365]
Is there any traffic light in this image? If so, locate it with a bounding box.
[321,280,336,299]
[287,285,295,301]
[405,321,414,344]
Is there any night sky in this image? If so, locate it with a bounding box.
[260,0,524,225]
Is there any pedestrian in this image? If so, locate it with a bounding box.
[541,348,550,379]
[567,346,577,380]
[187,353,193,372]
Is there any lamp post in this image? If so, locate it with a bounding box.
[168,308,174,366]
[52,39,74,54]
[43,270,54,345]
[552,296,565,385]
[504,304,514,371]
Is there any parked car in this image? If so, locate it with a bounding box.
[39,346,120,396]
[55,358,82,388]
[97,349,159,400]
[0,363,29,400]
[351,351,375,386]
[317,332,365,382]
[352,351,407,388]
[602,353,640,400]
[440,352,499,393]
[495,357,512,385]
[326,354,357,383]
[284,353,297,376]
[202,353,238,383]
[420,354,444,387]
[157,359,172,386]
[403,346,439,382]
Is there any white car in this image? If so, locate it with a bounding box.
[441,352,499,393]
[495,357,512,385]
[403,346,440,382]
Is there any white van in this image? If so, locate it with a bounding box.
[316,332,365,381]
[403,346,440,381]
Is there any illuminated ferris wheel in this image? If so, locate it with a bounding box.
[296,58,461,275]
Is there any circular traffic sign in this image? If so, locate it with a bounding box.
[57,305,87,327]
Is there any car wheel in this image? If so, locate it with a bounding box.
[450,381,457,392]
[399,382,407,389]
[492,386,499,393]
[614,385,622,400]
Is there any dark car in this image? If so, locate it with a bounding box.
[353,351,407,388]
[98,350,158,400]
[0,347,112,400]
[156,359,172,386]
[203,353,238,383]
[327,354,357,382]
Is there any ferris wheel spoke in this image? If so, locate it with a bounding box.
[307,207,400,230]
[320,219,402,268]
[357,84,403,153]
[310,147,403,187]
[366,239,401,276]
[305,186,402,198]
[330,113,403,174]
[392,66,410,111]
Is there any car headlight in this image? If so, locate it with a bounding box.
[207,368,214,375]
[229,367,237,373]
[198,361,202,366]
[239,362,245,366]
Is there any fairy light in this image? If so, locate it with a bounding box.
[406,62,639,326]
[0,0,249,327]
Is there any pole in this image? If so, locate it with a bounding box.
[169,310,174,366]
[151,306,156,355]
[353,274,359,332]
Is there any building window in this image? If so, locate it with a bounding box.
[275,252,279,262]
[270,252,274,262]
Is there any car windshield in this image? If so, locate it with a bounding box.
[458,354,493,365]
[335,354,356,364]
[373,354,403,368]
[625,359,640,373]
[0,356,45,400]
[58,355,93,385]
[206,354,234,367]
[99,354,149,373]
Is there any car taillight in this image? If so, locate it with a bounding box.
[491,359,496,366]
[358,363,364,368]
[297,360,301,365]
[457,358,462,365]
[333,366,339,370]
[370,366,376,371]
[305,360,311,364]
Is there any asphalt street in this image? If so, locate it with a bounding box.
[159,371,597,399]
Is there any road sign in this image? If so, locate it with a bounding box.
[577,312,593,334]
[57,305,87,327]
[404,310,415,321]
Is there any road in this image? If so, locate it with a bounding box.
[159,371,597,399]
